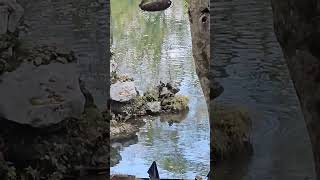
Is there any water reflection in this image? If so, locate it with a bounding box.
[111,0,209,178]
[213,0,316,179]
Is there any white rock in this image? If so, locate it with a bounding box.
[0,62,85,128]
[110,81,137,102]
[146,101,161,113]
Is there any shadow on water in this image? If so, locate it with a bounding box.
[213,0,316,179]
[111,0,209,178]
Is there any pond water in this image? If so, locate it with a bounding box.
[212,0,316,179]
[110,0,210,178]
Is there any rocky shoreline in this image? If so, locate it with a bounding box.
[109,70,190,165]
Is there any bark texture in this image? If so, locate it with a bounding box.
[271,0,320,178]
[188,0,210,104]
[188,0,215,178]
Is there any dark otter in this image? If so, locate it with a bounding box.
[139,0,172,12]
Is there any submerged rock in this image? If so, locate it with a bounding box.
[0,62,85,128]
[110,122,139,142]
[210,80,224,100]
[160,109,189,125]
[211,103,253,162]
[139,0,172,12]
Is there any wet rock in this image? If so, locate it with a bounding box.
[55,57,68,64]
[110,123,139,142]
[110,100,133,116]
[166,82,179,94]
[26,45,76,66]
[139,0,172,12]
[145,101,161,114]
[33,56,42,66]
[0,62,85,128]
[210,80,224,100]
[110,81,137,102]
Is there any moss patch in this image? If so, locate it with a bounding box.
[161,95,189,113]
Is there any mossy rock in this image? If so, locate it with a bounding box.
[143,88,159,102]
[211,103,253,162]
[161,95,189,112]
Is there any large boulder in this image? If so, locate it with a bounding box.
[110,81,137,102]
[0,62,85,128]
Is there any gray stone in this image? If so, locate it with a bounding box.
[0,62,85,128]
[145,101,161,114]
[110,81,137,102]
[33,57,43,66]
[56,57,68,64]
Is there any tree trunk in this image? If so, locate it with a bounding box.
[271,0,320,178]
[188,0,215,178]
[188,0,210,104]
